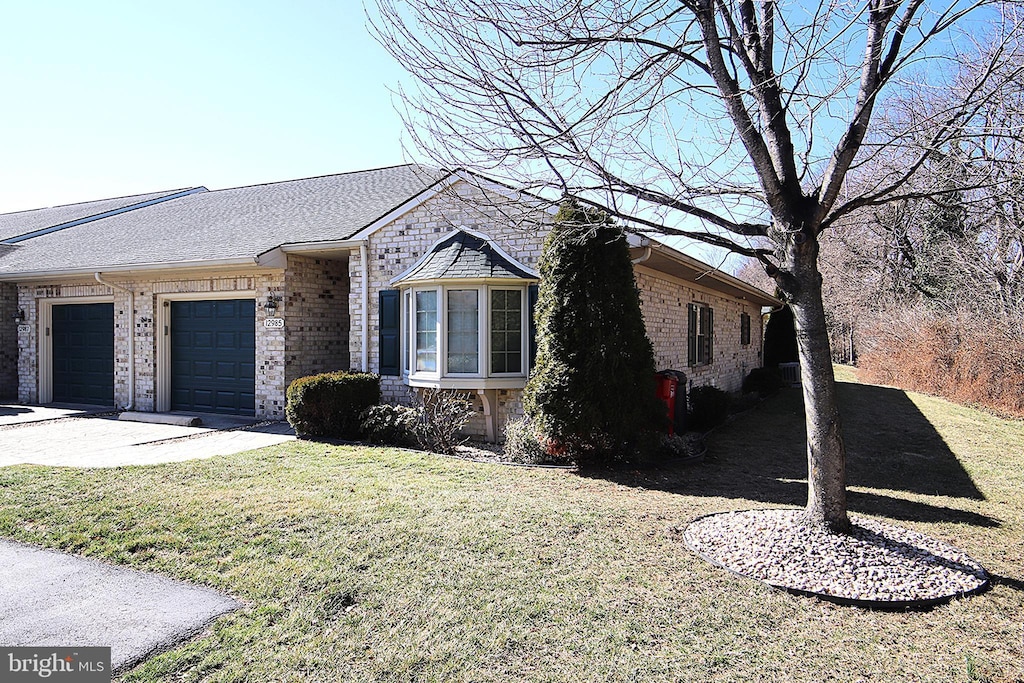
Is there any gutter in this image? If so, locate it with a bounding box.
[94,272,134,410]
[278,238,363,253]
[0,256,265,283]
[631,246,652,264]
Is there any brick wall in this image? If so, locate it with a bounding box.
[0,282,18,399]
[636,266,763,393]
[349,180,767,440]
[15,272,288,419]
[284,254,350,383]
[349,181,549,404]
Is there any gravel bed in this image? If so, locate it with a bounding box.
[684,508,989,605]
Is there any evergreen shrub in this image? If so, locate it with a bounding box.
[688,386,732,431]
[523,200,666,466]
[742,367,786,397]
[286,371,381,439]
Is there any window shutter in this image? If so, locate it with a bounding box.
[706,307,715,363]
[687,303,697,366]
[528,284,539,370]
[378,289,401,376]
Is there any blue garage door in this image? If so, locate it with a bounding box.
[52,303,115,406]
[170,299,255,416]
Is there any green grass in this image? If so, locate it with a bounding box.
[1,370,1023,682]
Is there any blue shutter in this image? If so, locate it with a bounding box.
[528,284,539,370]
[379,289,401,376]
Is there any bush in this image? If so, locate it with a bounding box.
[415,389,476,455]
[502,416,567,465]
[742,367,786,397]
[359,404,420,446]
[858,308,1024,418]
[286,371,381,439]
[658,433,706,460]
[523,200,666,467]
[688,385,732,431]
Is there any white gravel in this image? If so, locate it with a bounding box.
[684,508,989,604]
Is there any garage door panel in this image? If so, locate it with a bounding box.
[52,303,114,406]
[170,299,255,416]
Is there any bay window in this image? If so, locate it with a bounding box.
[399,283,531,387]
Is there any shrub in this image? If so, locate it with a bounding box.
[523,200,666,467]
[688,385,732,431]
[414,389,476,454]
[286,371,381,439]
[858,308,1024,418]
[502,416,566,465]
[764,304,798,366]
[658,433,705,460]
[359,404,420,446]
[742,367,786,397]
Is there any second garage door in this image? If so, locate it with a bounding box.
[170,299,256,416]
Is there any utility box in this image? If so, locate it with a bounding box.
[655,369,688,435]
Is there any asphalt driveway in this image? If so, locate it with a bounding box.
[0,405,294,467]
[0,540,240,674]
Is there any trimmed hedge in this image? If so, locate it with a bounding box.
[286,371,381,439]
[742,367,786,397]
[688,385,732,431]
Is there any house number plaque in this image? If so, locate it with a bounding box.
[264,318,285,329]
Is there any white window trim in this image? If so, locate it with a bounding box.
[488,287,528,377]
[443,285,486,379]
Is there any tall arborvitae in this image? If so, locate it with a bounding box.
[523,200,665,465]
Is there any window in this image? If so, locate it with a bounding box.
[415,290,438,372]
[447,289,479,373]
[687,303,714,366]
[740,312,751,346]
[490,289,523,373]
[401,284,531,386]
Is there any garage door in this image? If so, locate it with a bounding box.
[52,303,115,406]
[170,299,255,416]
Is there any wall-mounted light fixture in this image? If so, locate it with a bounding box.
[12,309,25,323]
[263,295,281,317]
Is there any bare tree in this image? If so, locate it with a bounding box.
[373,0,1023,531]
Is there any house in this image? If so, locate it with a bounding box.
[0,164,779,440]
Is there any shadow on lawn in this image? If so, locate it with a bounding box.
[585,382,999,528]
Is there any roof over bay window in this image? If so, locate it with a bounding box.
[392,228,537,284]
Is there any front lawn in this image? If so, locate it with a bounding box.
[1,371,1022,682]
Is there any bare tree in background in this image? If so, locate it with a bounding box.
[811,37,1024,363]
[373,0,1023,532]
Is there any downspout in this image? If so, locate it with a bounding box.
[94,272,134,410]
[359,241,369,372]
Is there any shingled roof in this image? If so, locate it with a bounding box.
[0,164,449,276]
[395,230,537,283]
[0,188,204,243]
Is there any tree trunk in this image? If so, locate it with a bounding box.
[787,236,851,533]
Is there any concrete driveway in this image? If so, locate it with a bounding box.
[0,405,295,467]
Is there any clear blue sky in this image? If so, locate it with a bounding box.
[0,1,413,214]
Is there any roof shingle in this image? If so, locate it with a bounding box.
[0,164,447,275]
